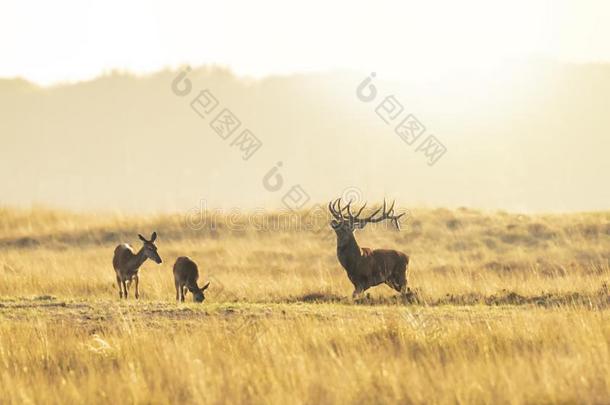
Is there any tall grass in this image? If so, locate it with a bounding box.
[0,206,608,404]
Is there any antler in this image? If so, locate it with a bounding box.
[328,200,342,220]
[356,199,405,229]
[328,198,405,229]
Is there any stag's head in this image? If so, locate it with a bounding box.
[138,232,163,264]
[190,281,210,303]
[328,198,404,246]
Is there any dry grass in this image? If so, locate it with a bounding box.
[0,206,609,404]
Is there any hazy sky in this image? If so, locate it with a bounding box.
[2,0,610,85]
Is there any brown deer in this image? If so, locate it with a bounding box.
[328,198,409,298]
[173,256,210,302]
[112,232,162,299]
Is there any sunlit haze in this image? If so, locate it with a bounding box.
[2,0,610,85]
[1,0,609,213]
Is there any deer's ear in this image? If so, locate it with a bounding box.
[201,281,210,291]
[138,234,147,242]
[150,232,157,242]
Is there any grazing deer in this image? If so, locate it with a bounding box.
[112,232,163,299]
[173,256,210,303]
[328,198,409,298]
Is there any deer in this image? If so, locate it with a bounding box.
[328,198,409,298]
[112,232,163,299]
[173,256,210,303]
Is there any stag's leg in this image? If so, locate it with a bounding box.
[134,275,140,299]
[400,284,408,295]
[391,276,407,295]
[175,282,180,302]
[116,275,123,299]
[181,286,187,302]
[398,262,409,296]
[388,275,406,294]
[352,287,364,299]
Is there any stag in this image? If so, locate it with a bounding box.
[112,232,163,299]
[329,198,409,298]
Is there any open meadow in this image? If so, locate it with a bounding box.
[3,2,610,404]
[0,206,608,404]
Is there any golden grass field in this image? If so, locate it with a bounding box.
[0,206,608,404]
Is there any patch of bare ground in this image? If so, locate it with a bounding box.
[276,284,610,308]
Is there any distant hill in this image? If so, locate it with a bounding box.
[1,62,609,212]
